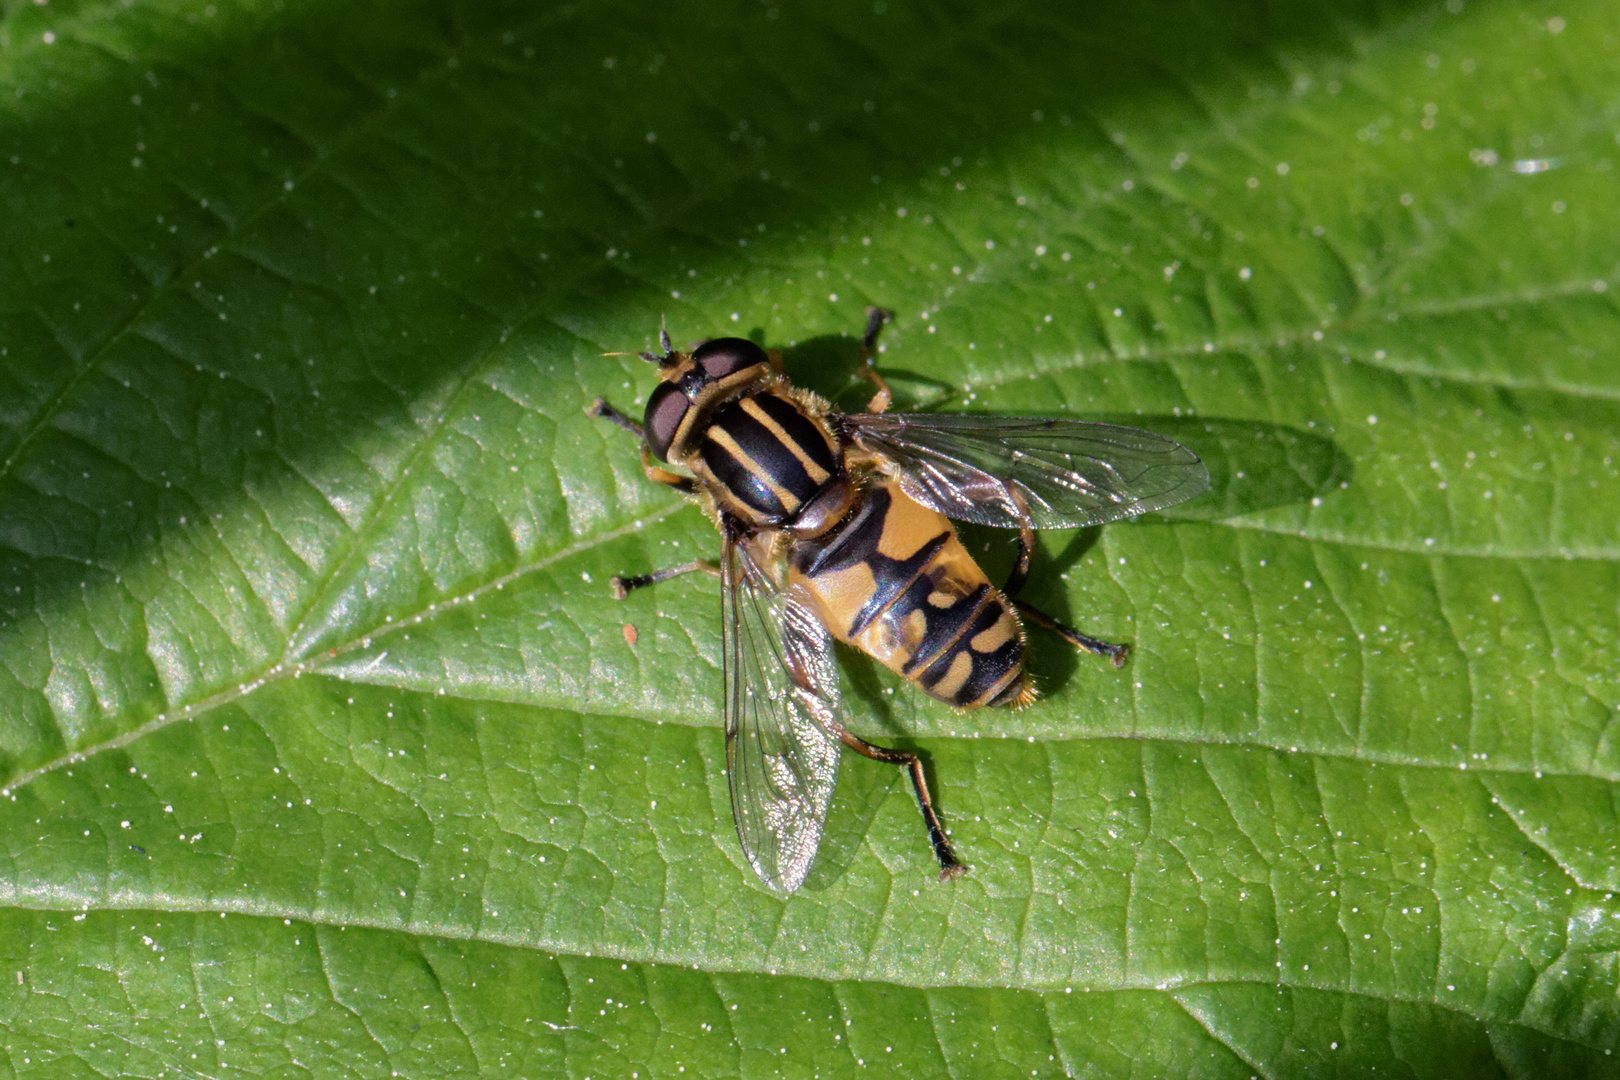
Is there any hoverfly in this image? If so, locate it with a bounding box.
[588,308,1208,892]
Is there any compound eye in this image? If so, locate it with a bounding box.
[693,337,769,380]
[643,382,690,462]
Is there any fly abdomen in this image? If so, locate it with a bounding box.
[791,481,1027,708]
[914,594,1026,707]
[872,551,1024,708]
[701,392,839,524]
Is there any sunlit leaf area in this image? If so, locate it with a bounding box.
[2,0,1618,1075]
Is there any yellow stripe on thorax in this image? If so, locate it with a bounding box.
[738,397,831,484]
[705,426,801,512]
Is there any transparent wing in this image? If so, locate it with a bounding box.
[843,412,1210,529]
[722,529,842,893]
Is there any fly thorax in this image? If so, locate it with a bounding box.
[698,391,845,528]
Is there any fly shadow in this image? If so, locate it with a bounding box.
[754,326,959,408]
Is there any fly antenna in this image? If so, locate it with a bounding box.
[603,319,677,367]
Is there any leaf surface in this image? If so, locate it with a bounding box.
[3,0,1619,1075]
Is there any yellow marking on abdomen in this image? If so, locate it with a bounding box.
[902,608,927,647]
[930,651,975,701]
[800,561,878,642]
[874,490,952,561]
[970,611,1018,654]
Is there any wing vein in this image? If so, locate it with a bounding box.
[846,413,1210,529]
[722,529,842,892]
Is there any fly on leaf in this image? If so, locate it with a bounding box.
[589,308,1209,891]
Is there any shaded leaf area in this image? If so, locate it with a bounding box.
[1,0,1619,1074]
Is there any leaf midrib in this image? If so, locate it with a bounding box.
[0,893,1599,1055]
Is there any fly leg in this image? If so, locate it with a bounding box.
[587,396,711,595]
[586,396,643,438]
[1002,492,1130,668]
[1015,602,1130,668]
[610,560,721,599]
[1003,517,1036,598]
[587,397,698,495]
[838,730,967,882]
[856,306,894,414]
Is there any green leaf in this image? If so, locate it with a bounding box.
[2,0,1618,1075]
